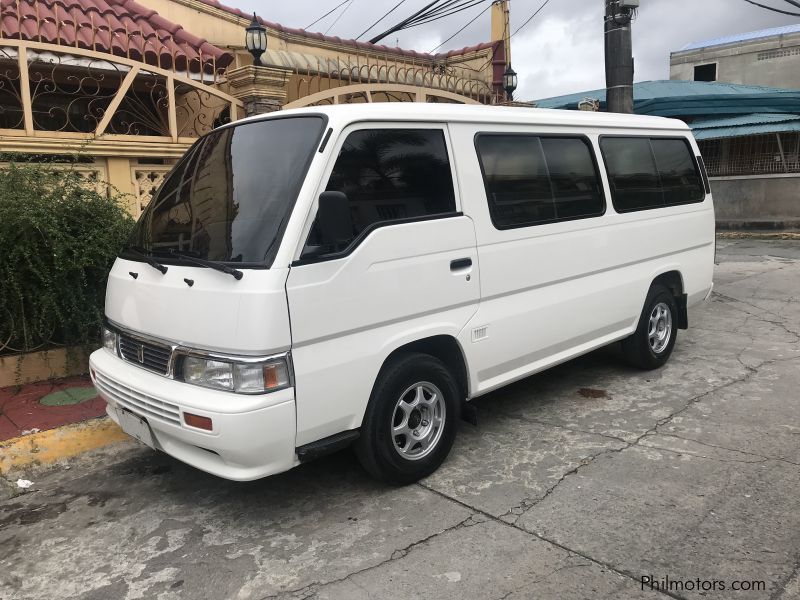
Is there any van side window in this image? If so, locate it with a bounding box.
[651,139,706,205]
[601,137,705,212]
[475,135,604,229]
[301,128,457,259]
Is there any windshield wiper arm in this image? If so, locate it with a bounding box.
[167,250,243,280]
[124,247,168,274]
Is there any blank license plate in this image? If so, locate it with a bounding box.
[117,407,156,449]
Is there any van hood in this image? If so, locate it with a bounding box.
[105,258,291,355]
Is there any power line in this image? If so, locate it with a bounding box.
[356,0,410,40]
[405,0,490,29]
[325,0,357,35]
[742,0,800,15]
[369,0,441,43]
[511,0,553,38]
[369,0,489,44]
[305,0,351,30]
[430,3,492,53]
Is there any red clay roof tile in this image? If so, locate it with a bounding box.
[193,0,495,60]
[0,0,234,73]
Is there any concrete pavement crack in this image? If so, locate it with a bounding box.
[769,554,800,600]
[650,432,800,467]
[482,406,631,444]
[417,482,690,600]
[257,513,484,599]
[639,442,771,464]
[713,291,800,340]
[501,369,755,525]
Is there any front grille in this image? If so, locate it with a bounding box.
[118,332,171,375]
[94,371,181,426]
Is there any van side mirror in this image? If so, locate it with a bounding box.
[317,191,352,246]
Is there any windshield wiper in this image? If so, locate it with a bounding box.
[123,246,168,274]
[166,249,243,280]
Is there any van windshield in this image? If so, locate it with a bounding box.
[125,116,326,268]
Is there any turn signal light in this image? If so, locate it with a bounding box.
[264,363,284,389]
[183,412,213,431]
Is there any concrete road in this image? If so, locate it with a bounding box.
[2,239,799,600]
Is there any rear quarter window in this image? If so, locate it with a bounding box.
[600,136,706,213]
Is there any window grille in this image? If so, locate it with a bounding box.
[698,133,800,176]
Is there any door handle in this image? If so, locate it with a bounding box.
[450,258,472,271]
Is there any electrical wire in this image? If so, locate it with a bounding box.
[429,2,492,53]
[511,0,553,38]
[405,0,485,26]
[413,0,471,20]
[325,0,357,35]
[741,0,800,15]
[305,0,351,30]
[356,0,410,40]
[369,0,489,43]
[405,0,490,29]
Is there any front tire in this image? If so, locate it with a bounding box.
[355,353,460,485]
[622,284,679,370]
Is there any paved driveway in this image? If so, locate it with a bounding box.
[2,239,799,600]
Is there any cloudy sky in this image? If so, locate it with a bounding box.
[231,0,795,100]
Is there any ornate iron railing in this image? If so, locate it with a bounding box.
[0,38,242,142]
[274,49,498,107]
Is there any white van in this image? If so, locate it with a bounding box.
[90,104,715,484]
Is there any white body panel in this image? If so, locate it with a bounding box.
[287,216,479,445]
[89,349,297,481]
[95,104,715,480]
[449,124,714,395]
[106,259,291,355]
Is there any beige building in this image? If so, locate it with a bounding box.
[1,0,508,216]
[670,24,800,89]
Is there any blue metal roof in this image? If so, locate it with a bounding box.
[679,23,800,52]
[536,80,800,117]
[537,80,795,108]
[691,113,800,140]
[535,81,800,140]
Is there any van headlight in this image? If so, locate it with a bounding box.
[102,327,118,354]
[182,355,291,394]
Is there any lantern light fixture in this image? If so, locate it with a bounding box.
[503,64,518,101]
[245,13,267,66]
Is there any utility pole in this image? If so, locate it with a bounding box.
[604,0,637,113]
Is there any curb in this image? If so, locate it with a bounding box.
[0,417,129,476]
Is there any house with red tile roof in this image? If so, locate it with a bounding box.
[0,0,504,214]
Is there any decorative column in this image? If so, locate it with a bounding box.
[225,65,293,117]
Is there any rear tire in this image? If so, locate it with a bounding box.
[622,284,678,370]
[355,353,460,485]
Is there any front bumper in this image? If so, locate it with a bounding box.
[89,349,298,481]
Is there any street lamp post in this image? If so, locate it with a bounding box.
[245,13,267,66]
[503,64,518,102]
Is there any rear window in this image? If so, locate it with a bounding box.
[475,134,605,229]
[600,137,705,213]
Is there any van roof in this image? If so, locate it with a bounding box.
[238,103,689,132]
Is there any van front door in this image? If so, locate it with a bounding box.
[286,124,479,447]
